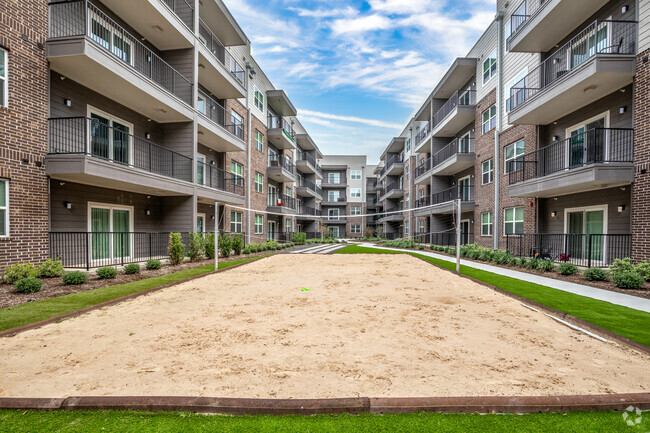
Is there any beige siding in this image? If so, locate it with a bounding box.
[470,21,499,104]
[639,0,650,52]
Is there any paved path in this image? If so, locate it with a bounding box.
[352,242,650,314]
[286,244,347,254]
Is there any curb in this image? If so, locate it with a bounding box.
[0,394,648,415]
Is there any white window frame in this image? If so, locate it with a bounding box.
[505,68,528,113]
[255,130,264,152]
[87,202,135,261]
[254,85,264,112]
[350,188,361,198]
[563,204,609,235]
[481,212,493,236]
[328,172,340,184]
[483,49,497,84]
[87,105,135,165]
[197,93,206,115]
[482,105,497,134]
[197,213,206,233]
[504,139,525,174]
[328,190,340,202]
[88,10,134,66]
[231,160,244,186]
[351,206,361,216]
[482,159,494,185]
[254,172,264,193]
[196,153,206,185]
[255,215,263,234]
[351,224,361,234]
[404,220,410,236]
[0,180,8,237]
[285,219,292,233]
[504,207,524,236]
[230,211,243,233]
[565,111,610,169]
[328,208,339,221]
[350,170,362,180]
[0,48,7,108]
[418,219,425,234]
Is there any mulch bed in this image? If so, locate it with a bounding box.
[0,250,286,310]
[374,243,650,301]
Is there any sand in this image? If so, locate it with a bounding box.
[0,254,648,399]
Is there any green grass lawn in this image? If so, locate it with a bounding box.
[0,255,270,333]
[335,245,650,347]
[0,410,637,433]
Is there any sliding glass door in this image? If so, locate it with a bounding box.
[90,204,132,262]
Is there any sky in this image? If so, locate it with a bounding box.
[222,0,496,164]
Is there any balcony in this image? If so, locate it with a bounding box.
[297,204,322,220]
[98,0,194,50]
[414,121,432,153]
[296,178,322,199]
[414,158,432,185]
[380,180,404,201]
[379,206,404,223]
[267,193,296,213]
[47,117,194,196]
[48,0,193,123]
[267,90,298,116]
[415,186,475,216]
[196,162,245,205]
[197,89,245,152]
[507,0,611,53]
[322,194,347,206]
[321,178,347,188]
[267,154,297,183]
[508,128,634,198]
[431,137,475,176]
[198,19,246,99]
[267,115,297,150]
[296,151,322,177]
[380,154,405,178]
[509,20,637,125]
[431,90,476,137]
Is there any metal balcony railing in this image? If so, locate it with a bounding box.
[380,153,404,176]
[324,194,347,203]
[298,178,322,196]
[432,137,475,168]
[415,196,431,209]
[432,89,476,126]
[268,193,296,210]
[384,180,404,195]
[48,0,193,105]
[505,0,549,47]
[296,151,322,175]
[48,117,192,182]
[415,121,433,146]
[160,0,194,30]
[415,157,432,178]
[196,161,244,196]
[198,19,246,87]
[509,20,638,112]
[198,89,244,140]
[268,153,296,175]
[268,115,296,141]
[298,204,322,217]
[432,185,474,205]
[509,128,634,185]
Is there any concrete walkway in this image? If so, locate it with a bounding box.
[353,242,650,314]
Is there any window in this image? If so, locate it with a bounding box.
[419,189,424,200]
[89,203,133,260]
[406,138,411,153]
[350,188,361,198]
[483,50,497,84]
[351,206,361,216]
[505,139,525,173]
[505,68,528,112]
[0,180,8,236]
[285,219,291,233]
[328,173,340,184]
[255,130,263,152]
[255,215,263,234]
[197,214,206,233]
[88,106,134,165]
[255,172,264,193]
[504,207,524,235]
[196,154,206,185]
[0,48,7,107]
[405,193,410,206]
[405,220,410,236]
[230,211,243,233]
[350,170,361,180]
[482,105,497,134]
[482,159,494,185]
[351,224,361,234]
[328,209,339,220]
[197,93,206,115]
[418,219,425,234]
[231,161,244,186]
[231,110,243,133]
[285,186,291,196]
[254,86,264,112]
[89,10,132,65]
[328,190,340,202]
[481,212,493,236]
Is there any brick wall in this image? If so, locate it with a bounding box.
[224,99,250,236]
[0,0,49,270]
[632,49,650,262]
[248,113,269,243]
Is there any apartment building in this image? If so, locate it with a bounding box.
[380,0,645,265]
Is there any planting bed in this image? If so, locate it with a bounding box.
[0,254,648,399]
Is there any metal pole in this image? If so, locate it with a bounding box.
[214,201,219,271]
[456,198,461,273]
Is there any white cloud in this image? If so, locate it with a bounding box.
[331,14,393,35]
[300,109,403,129]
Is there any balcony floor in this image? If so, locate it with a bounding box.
[268,128,296,150]
[431,153,476,176]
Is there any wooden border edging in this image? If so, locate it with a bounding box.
[0,254,273,338]
[0,393,649,415]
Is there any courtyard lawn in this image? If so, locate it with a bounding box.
[334,245,650,348]
[0,410,637,432]
[0,255,270,333]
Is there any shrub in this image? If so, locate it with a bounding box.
[609,258,636,278]
[146,259,161,270]
[538,260,555,273]
[242,247,251,255]
[219,233,232,258]
[364,227,374,238]
[62,271,87,285]
[204,233,215,260]
[517,258,528,268]
[37,258,65,278]
[526,258,540,270]
[383,238,415,249]
[612,271,645,290]
[508,257,519,267]
[96,266,118,279]
[557,263,578,276]
[124,263,141,275]
[232,234,244,256]
[291,232,307,245]
[167,233,185,265]
[188,233,205,262]
[418,244,425,250]
[15,277,42,293]
[583,267,608,282]
[635,260,650,282]
[3,263,38,284]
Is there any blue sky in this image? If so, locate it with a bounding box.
[222,0,495,164]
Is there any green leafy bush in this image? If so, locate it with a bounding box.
[383,238,415,249]
[583,267,608,282]
[508,256,519,266]
[242,247,251,255]
[219,233,232,258]
[204,233,215,260]
[146,259,161,270]
[526,258,540,270]
[232,234,244,255]
[37,258,65,278]
[124,263,141,275]
[188,233,205,262]
[96,266,118,279]
[418,244,425,250]
[15,277,42,293]
[291,232,307,245]
[612,271,645,290]
[635,260,650,282]
[167,233,185,265]
[557,263,578,276]
[62,271,87,285]
[538,260,555,273]
[609,258,636,278]
[517,258,528,268]
[3,263,38,284]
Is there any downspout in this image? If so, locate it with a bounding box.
[245,51,253,244]
[409,124,414,239]
[494,11,504,250]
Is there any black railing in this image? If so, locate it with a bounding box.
[415,232,475,247]
[198,89,244,140]
[432,185,474,205]
[298,204,321,217]
[415,158,432,178]
[161,0,194,30]
[268,115,296,141]
[433,89,476,126]
[415,121,432,146]
[298,178,322,196]
[432,137,475,168]
[48,117,193,182]
[506,233,631,268]
[415,196,431,209]
[323,194,347,204]
[48,0,193,105]
[384,180,404,195]
[380,153,404,176]
[509,20,638,111]
[268,193,296,210]
[268,153,296,175]
[198,19,246,87]
[509,128,634,184]
[197,161,244,196]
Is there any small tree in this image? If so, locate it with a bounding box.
[291,232,306,245]
[188,233,205,262]
[232,233,244,255]
[363,227,374,239]
[167,233,185,265]
[204,233,215,259]
[219,233,232,258]
[375,225,385,240]
[321,227,333,239]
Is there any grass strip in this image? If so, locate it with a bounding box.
[335,245,650,347]
[0,410,637,432]
[0,255,270,333]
